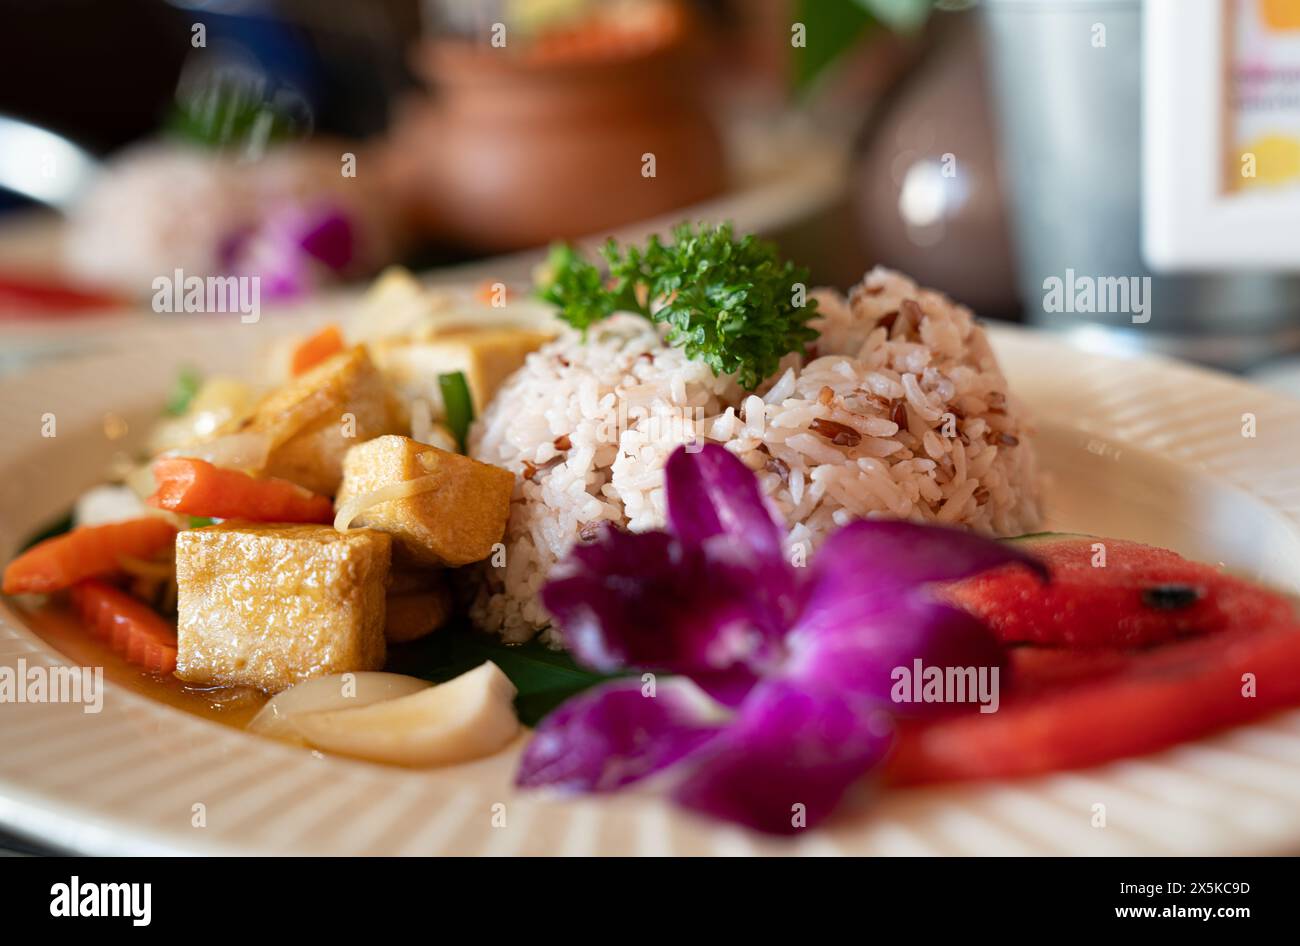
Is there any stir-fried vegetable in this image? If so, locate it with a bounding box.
[149,377,259,457]
[290,324,346,376]
[149,457,334,523]
[287,662,519,768]
[249,672,432,744]
[438,371,474,452]
[3,518,178,595]
[70,580,178,675]
[164,366,202,417]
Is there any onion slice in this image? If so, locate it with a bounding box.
[248,672,432,745]
[289,662,520,768]
[333,474,443,532]
[170,430,272,473]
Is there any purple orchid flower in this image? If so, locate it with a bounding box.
[221,203,357,301]
[517,444,1046,835]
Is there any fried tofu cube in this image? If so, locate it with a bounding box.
[372,329,550,415]
[335,435,514,567]
[348,267,440,344]
[243,346,399,496]
[385,575,455,644]
[175,523,391,692]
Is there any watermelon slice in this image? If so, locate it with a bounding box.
[887,535,1300,785]
[946,534,1294,651]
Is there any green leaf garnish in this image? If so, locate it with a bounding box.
[536,243,620,335]
[164,367,202,417]
[386,621,616,727]
[438,371,474,452]
[538,222,820,390]
[188,516,216,530]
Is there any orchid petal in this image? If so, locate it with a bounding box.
[664,444,799,628]
[253,250,312,301]
[786,520,1024,716]
[665,444,785,561]
[672,679,894,834]
[687,665,767,710]
[807,519,1047,591]
[793,520,1040,645]
[296,208,355,271]
[541,527,775,698]
[517,679,721,792]
[787,598,1008,718]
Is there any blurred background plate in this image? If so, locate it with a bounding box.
[0,110,850,372]
[2,319,1300,855]
[6,1,1300,380]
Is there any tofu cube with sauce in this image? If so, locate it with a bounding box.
[372,330,551,415]
[241,346,399,496]
[175,523,391,692]
[335,435,514,567]
[385,581,455,644]
[384,569,454,644]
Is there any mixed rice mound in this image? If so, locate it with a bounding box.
[469,267,1043,644]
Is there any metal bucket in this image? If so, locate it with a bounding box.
[981,0,1300,369]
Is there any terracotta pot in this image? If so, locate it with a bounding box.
[390,15,726,252]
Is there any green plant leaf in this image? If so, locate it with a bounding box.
[793,0,936,92]
[793,0,876,92]
[164,366,202,417]
[385,620,617,727]
[166,71,310,153]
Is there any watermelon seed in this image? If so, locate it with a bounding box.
[1141,584,1205,610]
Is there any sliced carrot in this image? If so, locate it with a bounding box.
[70,580,178,675]
[476,279,506,306]
[3,518,177,595]
[291,323,345,375]
[148,456,334,522]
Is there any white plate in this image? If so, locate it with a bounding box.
[2,321,1300,856]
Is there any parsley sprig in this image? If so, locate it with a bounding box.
[538,223,819,390]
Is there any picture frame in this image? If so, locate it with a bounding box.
[1144,0,1300,270]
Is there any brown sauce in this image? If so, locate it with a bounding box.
[14,600,268,728]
